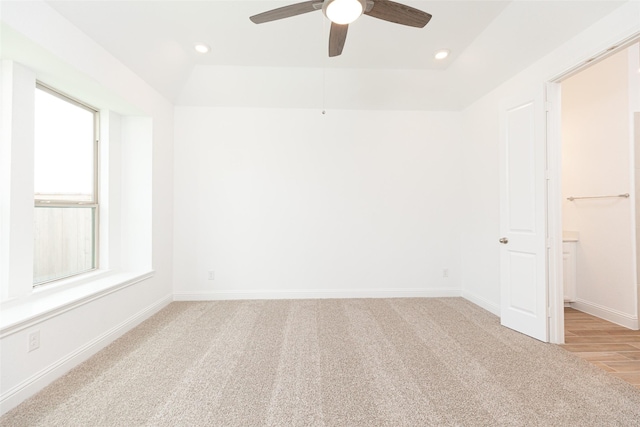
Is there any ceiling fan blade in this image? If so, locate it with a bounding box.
[329,22,348,57]
[250,1,321,24]
[365,0,432,28]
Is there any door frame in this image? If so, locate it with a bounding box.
[546,33,640,344]
[546,81,563,344]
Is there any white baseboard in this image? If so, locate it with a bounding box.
[570,299,639,330]
[461,290,500,316]
[173,288,461,301]
[0,294,172,416]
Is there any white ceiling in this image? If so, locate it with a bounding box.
[44,0,627,110]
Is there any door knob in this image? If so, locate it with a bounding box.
[499,237,509,244]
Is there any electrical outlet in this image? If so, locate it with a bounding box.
[28,331,40,352]
[207,271,215,280]
[442,269,449,278]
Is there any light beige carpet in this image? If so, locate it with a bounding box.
[2,298,640,426]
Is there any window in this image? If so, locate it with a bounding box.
[33,84,99,285]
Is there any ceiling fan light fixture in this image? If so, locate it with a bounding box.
[323,0,364,25]
[434,49,450,60]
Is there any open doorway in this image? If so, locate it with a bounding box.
[548,41,640,343]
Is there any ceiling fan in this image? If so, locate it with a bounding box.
[249,0,432,57]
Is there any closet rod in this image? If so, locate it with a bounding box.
[566,193,629,201]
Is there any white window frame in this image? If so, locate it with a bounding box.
[33,83,100,286]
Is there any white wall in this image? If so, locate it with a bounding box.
[173,107,463,299]
[636,112,640,292]
[561,47,637,326]
[0,61,35,302]
[460,1,640,315]
[0,1,174,414]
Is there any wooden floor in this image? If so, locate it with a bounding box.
[562,307,640,390]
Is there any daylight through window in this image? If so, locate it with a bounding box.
[33,84,99,285]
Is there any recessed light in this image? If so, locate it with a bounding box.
[194,43,211,54]
[434,49,450,60]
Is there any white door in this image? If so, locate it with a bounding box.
[499,87,548,342]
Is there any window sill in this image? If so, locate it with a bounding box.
[0,270,154,338]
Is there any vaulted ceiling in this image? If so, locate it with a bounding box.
[44,0,626,110]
